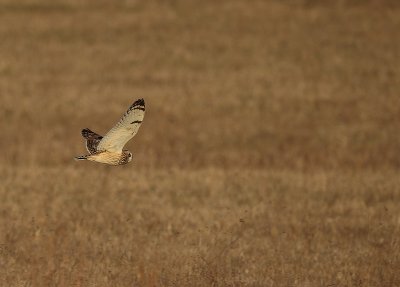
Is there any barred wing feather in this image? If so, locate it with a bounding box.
[96,98,145,153]
[81,128,103,154]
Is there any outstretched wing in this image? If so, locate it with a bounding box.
[96,98,145,152]
[81,128,103,154]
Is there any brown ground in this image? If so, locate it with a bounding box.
[0,0,399,286]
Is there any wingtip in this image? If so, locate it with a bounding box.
[133,98,145,107]
[81,128,90,136]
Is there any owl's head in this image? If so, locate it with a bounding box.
[122,150,133,163]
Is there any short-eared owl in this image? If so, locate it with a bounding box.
[75,98,145,165]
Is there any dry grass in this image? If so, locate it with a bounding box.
[1,167,400,286]
[0,0,400,286]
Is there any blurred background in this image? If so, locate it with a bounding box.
[1,0,399,170]
[1,0,400,286]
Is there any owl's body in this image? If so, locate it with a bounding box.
[75,98,145,166]
[76,150,132,165]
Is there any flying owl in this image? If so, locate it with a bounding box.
[75,98,145,165]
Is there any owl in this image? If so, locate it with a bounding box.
[75,98,145,165]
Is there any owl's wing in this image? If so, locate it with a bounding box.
[96,98,145,153]
[81,128,103,154]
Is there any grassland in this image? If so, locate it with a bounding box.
[0,0,400,286]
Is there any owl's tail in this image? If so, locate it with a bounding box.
[75,155,89,161]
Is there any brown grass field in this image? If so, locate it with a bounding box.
[1,0,400,286]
